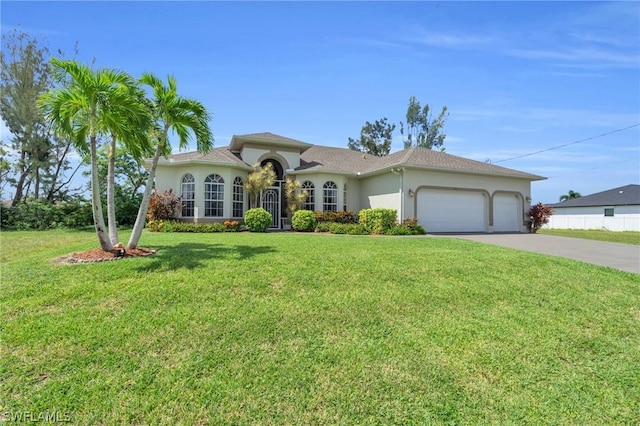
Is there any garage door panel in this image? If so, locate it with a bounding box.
[417,189,487,233]
[493,194,521,232]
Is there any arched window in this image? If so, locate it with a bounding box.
[181,174,195,217]
[232,177,244,218]
[302,181,315,211]
[323,181,338,212]
[343,183,348,211]
[204,174,224,217]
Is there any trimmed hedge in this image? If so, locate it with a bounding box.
[358,208,398,234]
[292,210,317,232]
[244,208,272,232]
[314,210,357,224]
[146,220,227,233]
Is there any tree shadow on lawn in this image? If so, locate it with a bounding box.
[134,242,277,272]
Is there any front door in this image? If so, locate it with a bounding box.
[262,187,280,229]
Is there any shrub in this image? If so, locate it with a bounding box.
[314,210,357,224]
[358,208,397,234]
[314,221,332,233]
[115,193,142,226]
[147,189,182,221]
[384,225,413,236]
[402,217,427,235]
[1,199,93,230]
[346,224,369,235]
[328,222,369,235]
[328,222,348,234]
[244,208,272,232]
[527,202,553,233]
[224,220,241,232]
[146,220,226,233]
[292,210,317,232]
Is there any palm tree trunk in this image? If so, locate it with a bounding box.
[107,134,119,245]
[127,141,164,249]
[90,135,113,252]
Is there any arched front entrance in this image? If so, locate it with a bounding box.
[260,158,286,229]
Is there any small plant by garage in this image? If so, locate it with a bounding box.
[527,202,553,233]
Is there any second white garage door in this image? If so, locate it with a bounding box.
[493,193,522,232]
[417,189,487,233]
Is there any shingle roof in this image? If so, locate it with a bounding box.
[233,132,309,145]
[549,184,640,207]
[160,133,544,181]
[368,146,544,179]
[230,132,312,153]
[298,145,376,174]
[163,147,248,167]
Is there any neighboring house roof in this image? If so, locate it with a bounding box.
[159,132,545,181]
[549,184,640,208]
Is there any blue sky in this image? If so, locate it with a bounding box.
[2,1,639,203]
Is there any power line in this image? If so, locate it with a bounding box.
[545,158,638,179]
[494,123,640,163]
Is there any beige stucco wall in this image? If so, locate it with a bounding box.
[358,172,403,221]
[154,162,534,230]
[240,144,300,170]
[289,173,356,212]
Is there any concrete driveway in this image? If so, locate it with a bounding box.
[438,233,640,274]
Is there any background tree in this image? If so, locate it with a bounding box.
[127,73,213,249]
[244,162,276,209]
[559,190,581,202]
[400,96,448,151]
[347,118,395,157]
[0,29,77,204]
[82,144,150,226]
[39,59,150,252]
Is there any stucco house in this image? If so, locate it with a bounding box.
[545,184,640,232]
[153,132,545,233]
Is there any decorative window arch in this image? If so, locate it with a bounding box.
[323,181,338,212]
[204,174,224,217]
[181,174,195,217]
[232,177,244,218]
[302,181,315,211]
[343,183,348,211]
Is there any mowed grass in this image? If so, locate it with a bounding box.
[2,230,639,425]
[540,228,640,245]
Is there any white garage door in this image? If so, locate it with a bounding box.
[493,194,521,232]
[417,189,487,233]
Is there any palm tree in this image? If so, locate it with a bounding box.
[559,190,582,202]
[105,87,152,245]
[39,58,150,252]
[127,73,213,249]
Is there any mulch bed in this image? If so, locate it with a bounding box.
[53,247,157,265]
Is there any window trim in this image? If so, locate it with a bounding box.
[181,173,195,217]
[343,183,348,211]
[204,174,225,217]
[323,181,338,212]
[302,181,315,211]
[604,207,614,217]
[232,176,245,218]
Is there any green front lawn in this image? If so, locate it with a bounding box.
[2,230,639,424]
[540,228,640,245]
